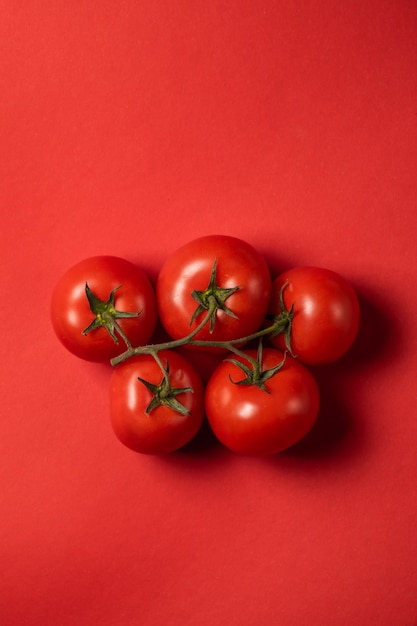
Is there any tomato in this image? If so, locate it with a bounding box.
[156,235,271,351]
[205,347,320,456]
[269,267,360,365]
[51,256,157,362]
[109,350,205,454]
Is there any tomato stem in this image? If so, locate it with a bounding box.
[136,353,194,415]
[109,289,289,368]
[190,258,240,332]
[267,281,296,357]
[149,350,171,386]
[188,322,278,350]
[225,344,259,368]
[112,320,134,350]
[82,283,140,347]
[110,312,283,367]
[110,297,219,366]
[227,343,287,393]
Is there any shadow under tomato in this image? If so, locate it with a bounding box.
[279,383,356,460]
[339,285,402,372]
[174,417,221,456]
[289,283,399,453]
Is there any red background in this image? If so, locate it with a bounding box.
[1,1,417,624]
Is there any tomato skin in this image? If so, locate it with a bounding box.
[205,348,320,456]
[109,351,205,454]
[51,256,157,362]
[156,235,271,350]
[269,267,360,365]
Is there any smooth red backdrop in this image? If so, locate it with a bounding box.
[1,1,416,625]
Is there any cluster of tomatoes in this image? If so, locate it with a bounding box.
[50,235,360,456]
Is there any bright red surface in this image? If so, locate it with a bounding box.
[1,2,417,625]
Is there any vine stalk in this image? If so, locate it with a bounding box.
[110,295,283,368]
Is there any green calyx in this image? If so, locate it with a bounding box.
[82,283,140,344]
[137,362,193,415]
[227,342,287,394]
[269,281,296,357]
[190,259,240,332]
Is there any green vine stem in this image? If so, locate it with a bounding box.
[110,296,283,368]
[110,296,219,366]
[136,350,194,415]
[111,320,134,351]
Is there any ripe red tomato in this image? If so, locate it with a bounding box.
[51,256,157,362]
[205,348,320,455]
[109,350,205,454]
[269,267,360,365]
[156,235,271,350]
